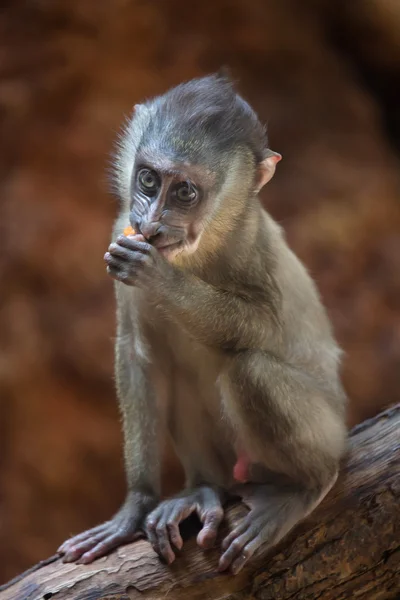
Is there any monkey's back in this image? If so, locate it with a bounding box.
[260,211,345,403]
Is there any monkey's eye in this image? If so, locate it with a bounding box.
[175,182,197,203]
[137,168,159,195]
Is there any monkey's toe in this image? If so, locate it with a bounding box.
[145,489,224,563]
[218,514,261,574]
[196,506,224,549]
[196,527,216,549]
[145,513,178,565]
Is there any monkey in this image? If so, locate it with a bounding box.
[58,73,347,575]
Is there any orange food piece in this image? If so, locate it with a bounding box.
[123,225,136,236]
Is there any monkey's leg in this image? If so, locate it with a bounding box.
[145,485,225,565]
[59,293,162,564]
[142,356,232,565]
[219,351,345,574]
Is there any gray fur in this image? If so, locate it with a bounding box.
[59,74,347,571]
[113,74,269,206]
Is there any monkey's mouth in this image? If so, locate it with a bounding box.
[157,240,184,258]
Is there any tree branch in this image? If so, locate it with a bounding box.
[1,405,399,600]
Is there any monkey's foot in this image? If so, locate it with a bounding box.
[145,485,224,565]
[58,492,157,564]
[219,483,309,574]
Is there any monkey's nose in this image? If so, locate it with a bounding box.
[138,220,161,241]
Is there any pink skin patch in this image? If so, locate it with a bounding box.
[233,451,251,483]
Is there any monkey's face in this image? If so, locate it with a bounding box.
[129,153,217,261]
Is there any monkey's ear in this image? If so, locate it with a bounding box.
[133,103,144,114]
[130,102,150,124]
[255,150,282,192]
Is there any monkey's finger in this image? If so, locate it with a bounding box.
[154,522,176,565]
[166,521,183,552]
[77,531,142,565]
[104,253,127,268]
[197,506,224,549]
[105,253,143,277]
[106,265,125,282]
[218,523,258,572]
[107,244,132,260]
[62,530,112,563]
[146,518,176,564]
[58,523,110,553]
[106,263,136,286]
[230,538,259,574]
[166,503,196,550]
[106,263,123,277]
[145,515,166,560]
[117,235,152,254]
[221,519,249,551]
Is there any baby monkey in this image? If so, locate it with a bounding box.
[59,73,347,574]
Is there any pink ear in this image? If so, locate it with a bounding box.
[132,103,145,116]
[255,151,282,192]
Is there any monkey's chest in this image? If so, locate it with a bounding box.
[160,321,236,485]
[166,322,225,413]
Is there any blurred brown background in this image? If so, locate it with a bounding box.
[1,0,399,583]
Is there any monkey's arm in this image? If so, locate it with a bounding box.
[115,290,162,496]
[160,272,278,350]
[59,287,161,564]
[105,237,279,351]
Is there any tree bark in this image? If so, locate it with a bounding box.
[1,405,399,600]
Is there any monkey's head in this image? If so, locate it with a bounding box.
[114,74,281,261]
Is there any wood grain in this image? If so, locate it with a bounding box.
[1,405,399,600]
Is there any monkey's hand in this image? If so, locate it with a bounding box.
[58,491,157,564]
[104,234,174,289]
[144,486,224,565]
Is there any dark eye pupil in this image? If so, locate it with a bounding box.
[142,173,154,187]
[138,169,158,192]
[177,183,195,201]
